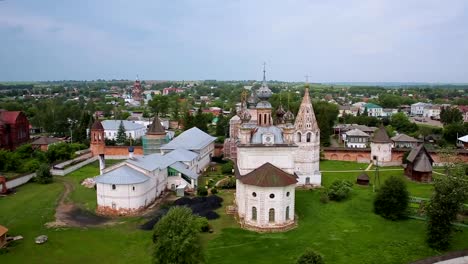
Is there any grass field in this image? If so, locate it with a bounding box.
[320,160,369,171]
[1,161,466,264]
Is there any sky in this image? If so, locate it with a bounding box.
[1,0,468,82]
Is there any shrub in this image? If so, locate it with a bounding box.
[21,159,41,173]
[196,217,210,232]
[219,177,236,189]
[211,187,218,195]
[296,249,325,264]
[327,180,353,201]
[221,161,234,174]
[197,186,208,196]
[319,190,329,204]
[36,164,53,184]
[374,176,409,220]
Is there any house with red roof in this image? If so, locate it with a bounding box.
[0,110,30,150]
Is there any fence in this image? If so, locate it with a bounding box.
[6,173,36,189]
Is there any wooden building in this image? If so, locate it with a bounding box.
[404,145,434,182]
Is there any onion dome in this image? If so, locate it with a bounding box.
[256,84,272,101]
[276,105,286,119]
[247,92,258,108]
[284,110,295,123]
[237,108,252,123]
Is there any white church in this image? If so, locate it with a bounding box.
[91,123,216,216]
[231,68,321,232]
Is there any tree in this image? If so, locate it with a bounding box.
[373,176,409,220]
[296,249,325,264]
[327,180,353,201]
[426,165,468,250]
[116,121,127,145]
[390,112,418,134]
[152,207,204,264]
[221,161,233,174]
[36,164,53,184]
[440,106,462,125]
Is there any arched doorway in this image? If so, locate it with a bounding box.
[252,207,257,221]
[269,208,275,223]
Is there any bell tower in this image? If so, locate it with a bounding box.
[293,76,321,186]
[90,120,106,174]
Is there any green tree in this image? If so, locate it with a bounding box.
[327,180,353,201]
[116,121,127,145]
[374,176,409,220]
[440,106,462,125]
[152,207,204,264]
[36,164,53,184]
[426,165,468,250]
[390,112,418,134]
[296,249,325,264]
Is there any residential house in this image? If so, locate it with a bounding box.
[423,105,441,119]
[459,105,468,123]
[404,145,434,182]
[31,137,62,151]
[363,103,383,117]
[0,110,30,150]
[101,120,147,140]
[344,129,370,148]
[391,133,420,148]
[411,102,431,116]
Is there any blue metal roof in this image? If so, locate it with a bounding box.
[95,165,149,185]
[165,148,198,162]
[101,120,146,131]
[161,127,216,151]
[169,162,199,179]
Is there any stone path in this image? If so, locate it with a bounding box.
[320,168,403,173]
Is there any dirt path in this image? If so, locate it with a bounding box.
[46,179,110,228]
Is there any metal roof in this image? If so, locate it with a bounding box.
[251,126,285,144]
[161,127,216,151]
[169,162,199,179]
[165,148,198,162]
[458,135,468,143]
[126,153,176,171]
[95,165,149,185]
[101,120,146,131]
[147,116,166,135]
[345,129,369,137]
[237,162,297,187]
[391,133,419,142]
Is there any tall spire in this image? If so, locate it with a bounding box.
[262,62,267,84]
[294,76,319,132]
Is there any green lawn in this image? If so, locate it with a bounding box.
[1,161,466,264]
[320,160,369,171]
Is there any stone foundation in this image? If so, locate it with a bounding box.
[96,205,145,217]
[239,216,298,233]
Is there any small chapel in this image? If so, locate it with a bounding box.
[232,67,321,232]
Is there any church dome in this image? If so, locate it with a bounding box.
[237,109,252,123]
[284,110,295,123]
[276,105,286,118]
[256,85,272,101]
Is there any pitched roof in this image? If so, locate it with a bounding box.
[0,111,21,124]
[31,137,61,145]
[458,135,468,143]
[372,126,392,143]
[126,153,176,171]
[407,145,434,164]
[391,133,419,143]
[161,127,216,151]
[147,116,166,135]
[357,172,370,181]
[165,148,198,162]
[95,165,149,185]
[169,162,199,179]
[238,162,297,187]
[345,128,370,137]
[101,120,146,131]
[413,154,433,172]
[364,103,382,109]
[91,120,104,130]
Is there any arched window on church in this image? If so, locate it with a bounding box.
[306,132,311,142]
[252,207,257,221]
[286,206,290,220]
[264,114,267,125]
[296,132,302,142]
[269,208,275,223]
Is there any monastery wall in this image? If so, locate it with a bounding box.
[103,146,144,156]
[323,147,468,165]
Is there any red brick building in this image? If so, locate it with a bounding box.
[0,110,30,150]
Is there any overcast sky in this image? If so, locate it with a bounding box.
[1,0,468,82]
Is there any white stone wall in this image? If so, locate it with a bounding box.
[104,128,147,140]
[236,182,295,227]
[293,131,321,185]
[237,146,296,175]
[370,142,393,164]
[96,181,155,211]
